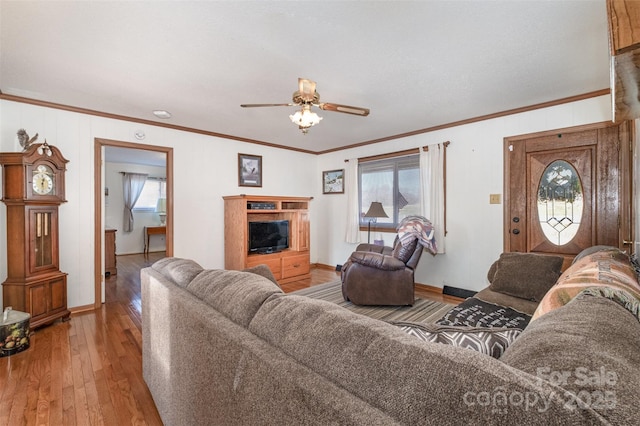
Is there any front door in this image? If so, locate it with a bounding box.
[505,121,633,268]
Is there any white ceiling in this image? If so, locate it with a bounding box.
[104,146,166,168]
[0,1,611,154]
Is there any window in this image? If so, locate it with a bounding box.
[537,160,583,246]
[359,155,420,229]
[133,178,166,210]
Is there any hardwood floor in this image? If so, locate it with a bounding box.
[0,253,459,425]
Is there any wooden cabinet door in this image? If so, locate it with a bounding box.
[28,282,48,319]
[49,276,67,313]
[297,212,310,251]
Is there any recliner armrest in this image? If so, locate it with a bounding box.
[349,251,406,271]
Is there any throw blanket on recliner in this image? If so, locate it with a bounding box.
[397,215,437,255]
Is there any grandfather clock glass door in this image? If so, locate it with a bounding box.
[28,207,58,275]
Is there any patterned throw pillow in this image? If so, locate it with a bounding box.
[391,321,522,359]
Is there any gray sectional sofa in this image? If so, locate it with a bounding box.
[141,249,640,425]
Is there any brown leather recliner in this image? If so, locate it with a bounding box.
[341,236,424,306]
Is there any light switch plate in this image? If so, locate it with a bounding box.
[490,194,501,204]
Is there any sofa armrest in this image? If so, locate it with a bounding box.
[350,251,406,271]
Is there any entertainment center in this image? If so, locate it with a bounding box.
[223,195,312,284]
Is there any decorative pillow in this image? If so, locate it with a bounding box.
[489,252,563,302]
[486,260,499,283]
[391,237,418,263]
[242,264,281,287]
[390,321,521,359]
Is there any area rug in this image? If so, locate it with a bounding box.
[291,280,454,323]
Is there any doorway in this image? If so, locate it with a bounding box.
[504,121,633,268]
[94,138,174,308]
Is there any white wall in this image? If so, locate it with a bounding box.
[315,95,614,292]
[105,162,167,255]
[0,94,620,309]
[0,100,317,309]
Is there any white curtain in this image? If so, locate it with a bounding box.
[122,172,148,232]
[420,145,445,253]
[344,159,361,243]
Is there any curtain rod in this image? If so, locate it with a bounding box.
[119,172,165,180]
[344,141,450,163]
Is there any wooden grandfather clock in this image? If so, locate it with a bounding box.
[0,141,70,328]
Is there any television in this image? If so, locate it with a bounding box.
[248,220,289,254]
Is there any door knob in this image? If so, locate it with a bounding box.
[512,229,520,235]
[512,217,520,223]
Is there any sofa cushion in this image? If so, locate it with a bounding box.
[474,287,539,316]
[501,294,640,425]
[390,321,521,358]
[151,257,203,288]
[489,252,563,302]
[187,269,283,327]
[248,293,605,423]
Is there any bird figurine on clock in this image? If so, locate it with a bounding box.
[0,139,70,328]
[16,128,38,152]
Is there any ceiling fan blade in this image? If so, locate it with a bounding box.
[318,102,370,116]
[298,78,317,102]
[240,103,294,108]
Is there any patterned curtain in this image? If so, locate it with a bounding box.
[122,172,148,232]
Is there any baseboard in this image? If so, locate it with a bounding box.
[69,303,95,314]
[414,283,443,294]
[313,263,338,271]
[442,285,477,299]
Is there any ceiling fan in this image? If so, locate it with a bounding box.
[241,78,370,134]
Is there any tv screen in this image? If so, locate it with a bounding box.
[248,220,289,254]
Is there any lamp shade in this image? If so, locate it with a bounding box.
[364,202,388,219]
[155,198,167,213]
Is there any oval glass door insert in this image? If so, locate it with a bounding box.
[537,160,583,246]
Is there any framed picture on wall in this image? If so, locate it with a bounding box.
[238,153,262,187]
[323,169,344,194]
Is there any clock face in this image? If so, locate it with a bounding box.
[32,164,54,195]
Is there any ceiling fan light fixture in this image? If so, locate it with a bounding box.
[289,105,322,134]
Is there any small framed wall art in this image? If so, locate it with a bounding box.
[322,169,344,194]
[238,153,262,187]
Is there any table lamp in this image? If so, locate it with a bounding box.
[363,201,388,244]
[156,198,167,225]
